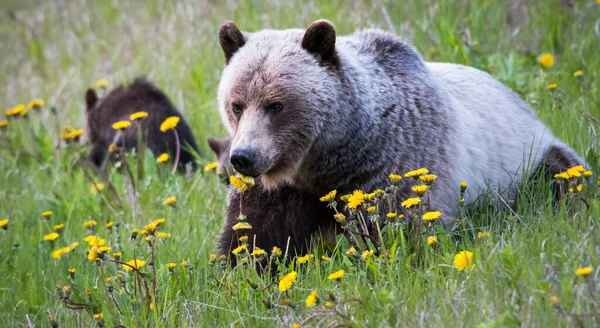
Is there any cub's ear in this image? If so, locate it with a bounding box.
[207,136,223,156]
[85,88,98,111]
[219,21,246,64]
[302,19,337,64]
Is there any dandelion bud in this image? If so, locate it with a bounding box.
[333,213,346,225]
[130,229,139,241]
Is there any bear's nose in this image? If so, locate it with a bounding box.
[230,149,256,176]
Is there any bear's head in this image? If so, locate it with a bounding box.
[207,136,234,183]
[217,19,340,189]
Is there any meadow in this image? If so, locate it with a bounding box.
[1,0,599,327]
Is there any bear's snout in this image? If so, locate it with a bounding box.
[230,148,257,176]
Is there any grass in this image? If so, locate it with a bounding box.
[1,0,600,327]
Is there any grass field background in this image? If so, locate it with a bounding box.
[1,0,599,327]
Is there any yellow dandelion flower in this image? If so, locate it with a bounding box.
[27,99,44,110]
[123,259,146,271]
[113,252,122,260]
[204,161,218,172]
[83,236,105,247]
[51,248,65,259]
[68,268,76,274]
[333,213,346,224]
[230,175,252,192]
[398,214,405,219]
[412,185,428,196]
[576,184,583,192]
[181,258,190,267]
[459,198,465,205]
[546,83,557,90]
[374,189,385,197]
[362,250,374,260]
[232,244,247,255]
[250,248,266,257]
[573,70,583,78]
[105,221,114,229]
[53,224,65,233]
[553,172,570,180]
[6,104,25,116]
[167,263,177,269]
[325,301,334,308]
[419,174,437,184]
[321,255,331,261]
[157,232,172,239]
[346,246,357,256]
[156,153,169,163]
[367,206,376,213]
[87,247,101,261]
[347,190,366,209]
[44,232,59,242]
[386,212,396,219]
[306,290,318,307]
[401,197,421,208]
[93,313,103,321]
[548,296,560,304]
[292,324,301,328]
[84,220,97,228]
[328,270,344,280]
[320,190,337,202]
[278,271,297,292]
[477,231,490,239]
[460,181,468,192]
[405,168,429,178]
[239,235,248,243]
[297,254,311,264]
[111,121,131,130]
[538,53,554,68]
[0,120,8,128]
[575,267,593,277]
[422,211,442,221]
[272,246,282,257]
[92,183,104,192]
[453,250,474,271]
[160,116,180,132]
[163,196,176,206]
[209,254,217,261]
[567,165,585,176]
[42,211,53,217]
[389,173,402,183]
[0,219,9,230]
[363,192,375,201]
[94,79,109,89]
[129,111,148,121]
[232,222,252,231]
[583,170,592,177]
[427,236,438,246]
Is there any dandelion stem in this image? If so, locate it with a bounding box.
[172,130,180,173]
[150,238,158,305]
[110,291,124,317]
[136,123,144,181]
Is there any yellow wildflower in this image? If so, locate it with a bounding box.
[251,248,266,257]
[272,246,282,257]
[292,324,301,328]
[53,224,65,233]
[167,263,177,269]
[92,183,104,192]
[422,211,442,221]
[333,213,346,224]
[113,252,122,260]
[181,258,190,267]
[386,212,396,219]
[548,296,560,305]
[401,197,421,208]
[583,170,592,177]
[427,236,438,246]
[567,165,585,176]
[106,221,114,229]
[27,99,44,110]
[204,161,218,172]
[278,271,297,292]
[363,192,375,201]
[111,121,131,130]
[209,254,217,261]
[477,231,490,239]
[362,250,374,260]
[346,246,357,256]
[93,313,103,321]
[412,185,428,196]
[328,270,345,280]
[325,301,334,308]
[305,290,318,307]
[157,232,172,239]
[297,254,311,264]
[0,120,8,128]
[419,174,437,184]
[575,267,593,277]
[44,232,59,242]
[0,219,8,230]
[321,255,331,261]
[157,153,169,163]
[347,190,366,209]
[84,220,97,228]
[108,144,117,152]
[123,259,146,271]
[573,70,583,78]
[367,206,376,213]
[42,211,53,217]
[230,175,255,192]
[232,222,252,230]
[389,173,402,183]
[554,172,570,180]
[6,104,25,116]
[453,250,474,271]
[163,196,176,206]
[538,53,554,68]
[94,79,109,89]
[405,168,428,178]
[239,235,248,243]
[459,198,465,205]
[51,248,66,259]
[232,244,247,255]
[374,189,385,197]
[460,181,468,192]
[160,116,180,132]
[320,190,337,202]
[546,83,557,90]
[129,111,148,121]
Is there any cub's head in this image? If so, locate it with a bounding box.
[217,19,340,189]
[207,136,234,183]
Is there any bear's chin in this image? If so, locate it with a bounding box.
[260,168,297,191]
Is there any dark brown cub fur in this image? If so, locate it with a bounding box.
[534,145,584,200]
[85,78,200,172]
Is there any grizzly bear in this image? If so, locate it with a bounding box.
[85,78,200,172]
[215,20,585,253]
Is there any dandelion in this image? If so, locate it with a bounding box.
[53,224,65,233]
[108,144,117,152]
[232,222,252,230]
[157,232,172,239]
[130,229,139,241]
[325,301,334,308]
[386,212,396,220]
[453,250,474,271]
[477,231,490,239]
[84,220,97,229]
[321,255,332,261]
[459,198,465,205]
[143,223,157,236]
[583,170,592,177]
[230,175,255,192]
[87,246,104,261]
[422,211,442,221]
[123,259,146,271]
[129,111,148,121]
[306,290,318,307]
[405,168,428,178]
[333,213,346,224]
[320,190,337,202]
[232,244,247,255]
[367,206,377,213]
[573,70,583,78]
[239,235,248,243]
[106,221,114,230]
[419,174,437,184]
[181,258,191,268]
[113,252,122,260]
[0,120,7,128]
[68,268,76,279]
[112,121,131,130]
[93,313,103,321]
[163,196,176,206]
[347,190,366,209]
[94,79,109,89]
[204,162,218,172]
[401,197,421,208]
[412,185,428,196]
[292,323,301,328]
[272,246,282,257]
[328,270,345,280]
[44,232,60,242]
[27,99,44,110]
[362,250,374,260]
[548,296,560,305]
[157,153,169,163]
[374,189,385,197]
[6,104,25,117]
[167,263,177,269]
[427,236,438,246]
[160,116,180,132]
[0,219,9,230]
[297,254,311,264]
[278,271,297,292]
[547,83,557,90]
[538,53,554,68]
[346,246,357,256]
[567,165,585,177]
[251,248,266,257]
[42,211,53,218]
[91,183,104,192]
[554,172,570,180]
[389,173,402,183]
[575,267,593,277]
[460,181,468,192]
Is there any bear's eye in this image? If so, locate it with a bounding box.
[231,103,243,115]
[266,102,284,113]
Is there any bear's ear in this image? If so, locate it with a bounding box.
[207,136,223,156]
[219,21,246,64]
[85,88,98,111]
[302,19,337,64]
